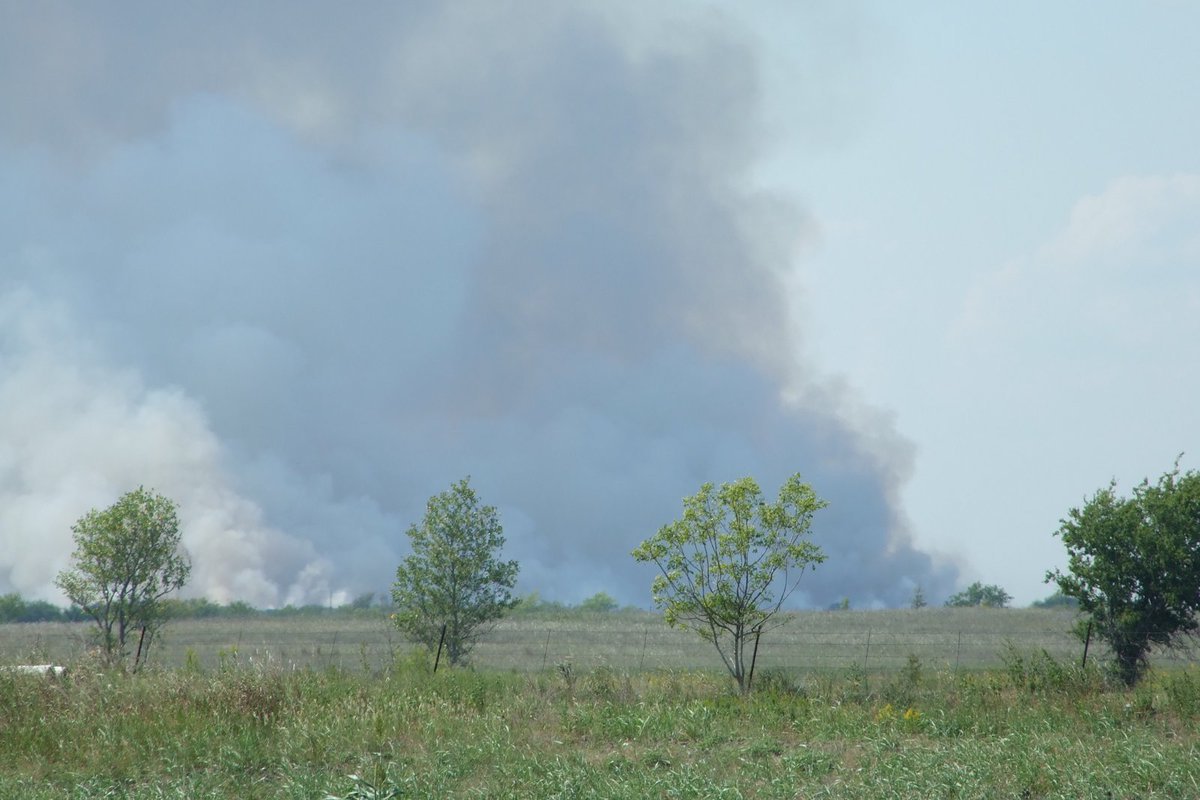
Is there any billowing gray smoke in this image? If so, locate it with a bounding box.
[0,2,957,608]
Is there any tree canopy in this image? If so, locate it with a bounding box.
[391,477,519,666]
[1047,459,1200,685]
[55,487,190,668]
[632,474,827,693]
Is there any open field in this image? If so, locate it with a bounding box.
[2,610,1200,797]
[2,641,1200,798]
[4,607,1198,676]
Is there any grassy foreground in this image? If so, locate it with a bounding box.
[1,648,1199,798]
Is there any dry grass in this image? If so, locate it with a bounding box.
[5,607,1199,676]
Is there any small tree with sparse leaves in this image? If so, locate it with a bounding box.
[632,474,826,693]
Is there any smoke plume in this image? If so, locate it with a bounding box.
[0,2,956,607]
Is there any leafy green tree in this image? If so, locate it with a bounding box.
[1047,460,1200,685]
[391,477,519,666]
[945,582,1011,608]
[632,474,827,693]
[578,592,619,613]
[910,585,928,609]
[55,487,191,668]
[0,593,29,623]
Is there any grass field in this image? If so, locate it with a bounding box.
[0,607,1163,674]
[2,610,1199,798]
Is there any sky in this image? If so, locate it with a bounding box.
[1,2,1196,609]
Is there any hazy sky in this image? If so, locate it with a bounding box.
[754,2,1200,604]
[1,2,1196,608]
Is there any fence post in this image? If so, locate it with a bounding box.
[639,628,648,672]
[864,629,871,669]
[746,627,763,692]
[1080,621,1093,669]
[955,631,962,674]
[133,626,148,672]
[433,623,447,673]
[541,630,551,671]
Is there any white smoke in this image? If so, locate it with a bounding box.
[0,289,340,606]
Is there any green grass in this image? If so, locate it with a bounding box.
[0,610,1199,797]
[0,648,1198,798]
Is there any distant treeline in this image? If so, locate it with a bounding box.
[0,589,1076,624]
[0,593,365,624]
[0,590,639,624]
[0,594,89,623]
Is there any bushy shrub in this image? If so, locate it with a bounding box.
[881,654,923,708]
[751,667,805,698]
[1000,643,1105,695]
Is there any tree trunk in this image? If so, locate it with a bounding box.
[733,629,747,694]
[1114,640,1145,686]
